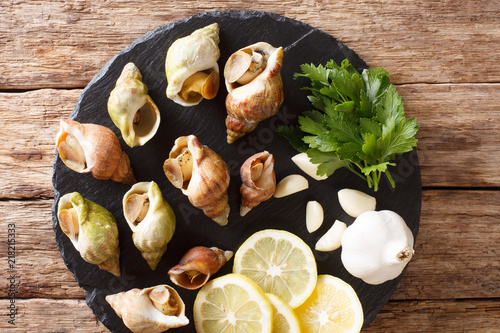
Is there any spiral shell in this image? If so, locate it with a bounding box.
[107,62,161,148]
[168,246,233,290]
[56,119,136,185]
[240,151,276,216]
[163,135,230,226]
[57,192,120,276]
[106,284,189,333]
[224,42,284,143]
[123,181,176,270]
[165,23,220,106]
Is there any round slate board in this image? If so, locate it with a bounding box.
[51,10,421,333]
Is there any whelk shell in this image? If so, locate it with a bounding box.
[224,42,284,143]
[57,192,120,276]
[107,62,161,148]
[165,23,220,106]
[240,151,276,216]
[56,119,136,185]
[163,135,230,226]
[106,284,189,333]
[123,181,176,270]
[168,246,233,290]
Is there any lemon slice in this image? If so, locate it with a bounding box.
[193,273,273,333]
[266,293,303,333]
[233,229,317,308]
[295,275,364,333]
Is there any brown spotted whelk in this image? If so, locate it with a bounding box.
[224,42,284,143]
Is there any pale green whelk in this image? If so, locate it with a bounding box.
[108,62,160,147]
[122,181,176,270]
[165,23,220,106]
[57,192,121,276]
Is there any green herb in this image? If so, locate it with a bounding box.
[279,59,419,191]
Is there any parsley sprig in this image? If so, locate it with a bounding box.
[279,59,419,191]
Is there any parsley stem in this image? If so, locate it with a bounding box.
[385,170,396,188]
[348,163,367,183]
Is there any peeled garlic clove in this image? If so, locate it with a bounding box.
[163,135,230,226]
[315,220,347,252]
[168,246,233,290]
[57,192,121,276]
[239,151,276,216]
[306,201,324,233]
[106,284,189,332]
[273,174,309,198]
[107,62,161,147]
[165,23,220,106]
[291,153,328,181]
[338,188,376,217]
[123,181,176,270]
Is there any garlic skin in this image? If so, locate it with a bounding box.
[341,210,415,285]
[291,153,328,181]
[315,220,347,252]
[273,174,309,198]
[306,201,324,233]
[338,188,376,217]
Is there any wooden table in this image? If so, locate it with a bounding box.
[1,1,499,332]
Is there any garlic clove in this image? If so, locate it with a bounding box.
[273,174,309,198]
[338,188,376,217]
[306,201,324,233]
[291,153,328,181]
[315,220,347,252]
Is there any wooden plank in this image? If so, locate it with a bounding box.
[398,83,500,188]
[1,190,498,300]
[365,299,500,333]
[0,89,76,199]
[0,200,85,299]
[1,1,499,89]
[0,298,498,332]
[1,83,499,199]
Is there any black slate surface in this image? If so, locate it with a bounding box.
[51,10,421,333]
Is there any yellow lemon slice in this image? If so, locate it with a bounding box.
[266,293,303,333]
[295,275,364,333]
[193,273,273,333]
[233,229,317,308]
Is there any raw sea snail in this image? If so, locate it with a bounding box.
[56,119,136,185]
[123,181,176,270]
[224,42,284,143]
[168,246,233,290]
[239,151,276,216]
[107,62,161,148]
[165,23,220,106]
[163,135,230,226]
[106,285,189,333]
[57,192,121,276]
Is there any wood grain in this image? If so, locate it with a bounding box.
[1,190,498,301]
[2,1,499,332]
[0,298,498,332]
[1,83,499,200]
[1,0,499,89]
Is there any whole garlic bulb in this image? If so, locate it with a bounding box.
[341,210,414,285]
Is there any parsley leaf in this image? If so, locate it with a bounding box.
[280,59,419,191]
